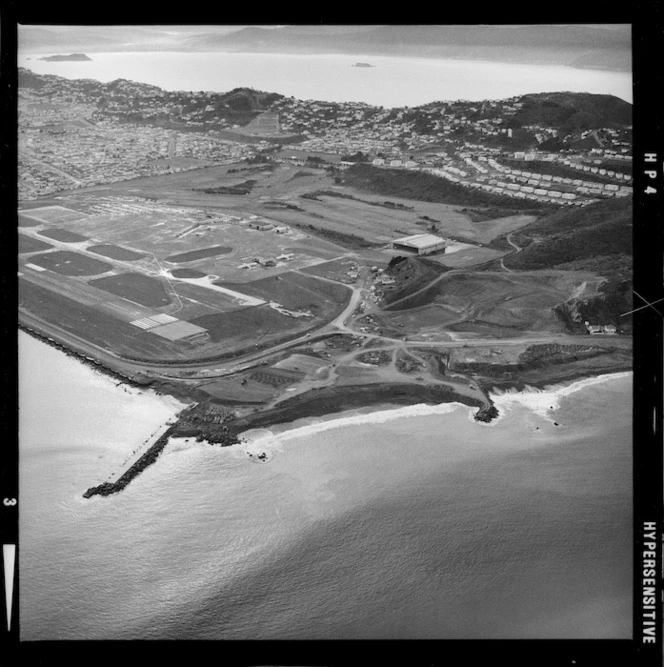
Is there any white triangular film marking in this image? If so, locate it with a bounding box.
[3,544,16,632]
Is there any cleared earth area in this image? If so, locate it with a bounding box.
[376,264,601,339]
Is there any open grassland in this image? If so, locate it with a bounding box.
[18,234,53,253]
[170,268,207,279]
[190,305,309,346]
[198,376,279,404]
[88,273,173,308]
[51,163,537,249]
[28,250,113,277]
[165,245,233,263]
[19,278,181,360]
[38,228,89,243]
[216,271,351,314]
[18,214,42,227]
[380,269,593,337]
[18,205,89,224]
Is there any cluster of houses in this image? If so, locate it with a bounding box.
[19,101,253,199]
[585,322,618,335]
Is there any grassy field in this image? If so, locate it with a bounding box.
[190,305,309,345]
[19,278,181,360]
[18,235,53,253]
[18,205,89,224]
[171,268,207,279]
[165,245,233,263]
[28,250,113,276]
[38,228,89,243]
[216,271,351,314]
[18,214,42,227]
[88,273,173,308]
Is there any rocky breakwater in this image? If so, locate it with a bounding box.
[83,426,176,498]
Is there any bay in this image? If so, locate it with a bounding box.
[17,51,633,105]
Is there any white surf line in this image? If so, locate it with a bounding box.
[490,370,632,419]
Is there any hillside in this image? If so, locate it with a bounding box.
[507,92,632,134]
[18,69,284,127]
[343,164,553,211]
[489,197,632,333]
[380,256,449,309]
[491,197,631,272]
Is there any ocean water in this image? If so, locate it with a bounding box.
[17,51,633,105]
[19,331,632,639]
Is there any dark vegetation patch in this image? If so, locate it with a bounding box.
[458,207,543,222]
[302,189,414,210]
[292,222,375,249]
[38,228,89,243]
[356,350,392,365]
[509,92,632,134]
[165,245,233,263]
[249,368,303,387]
[88,244,146,261]
[395,349,427,374]
[19,235,53,253]
[193,179,257,195]
[171,268,207,279]
[28,250,112,276]
[450,343,624,377]
[222,383,489,440]
[89,272,172,307]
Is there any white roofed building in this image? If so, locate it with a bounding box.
[391,234,447,256]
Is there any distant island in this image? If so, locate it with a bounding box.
[39,53,92,62]
[352,62,374,68]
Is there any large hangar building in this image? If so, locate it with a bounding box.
[391,234,447,256]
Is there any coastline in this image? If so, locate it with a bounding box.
[20,328,631,497]
[232,369,633,451]
[82,368,631,499]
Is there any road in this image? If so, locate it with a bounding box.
[19,302,632,384]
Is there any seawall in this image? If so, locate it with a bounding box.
[83,426,176,498]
